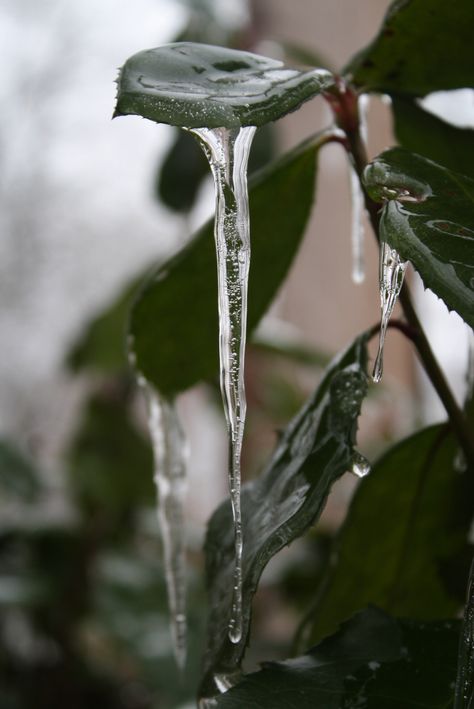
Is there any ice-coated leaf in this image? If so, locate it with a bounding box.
[214,607,460,709]
[114,42,334,129]
[130,139,318,396]
[392,97,474,180]
[363,147,474,328]
[200,335,368,699]
[345,0,474,96]
[303,425,474,646]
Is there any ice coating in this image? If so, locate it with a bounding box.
[142,382,188,669]
[372,242,407,383]
[190,125,256,644]
[350,166,366,284]
[349,94,369,284]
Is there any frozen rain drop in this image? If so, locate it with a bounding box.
[349,165,366,284]
[142,383,188,669]
[190,124,256,644]
[351,451,371,478]
[372,242,407,383]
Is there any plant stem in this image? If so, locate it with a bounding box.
[324,80,474,469]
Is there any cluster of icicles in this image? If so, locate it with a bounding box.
[142,96,407,670]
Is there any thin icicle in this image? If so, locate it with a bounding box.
[349,166,366,284]
[349,94,369,284]
[141,381,188,669]
[190,125,256,644]
[372,242,407,383]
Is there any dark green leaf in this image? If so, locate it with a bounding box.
[215,607,460,709]
[363,147,474,328]
[455,558,474,709]
[0,439,42,502]
[157,128,209,212]
[66,279,141,374]
[345,0,474,96]
[200,335,368,699]
[392,97,474,179]
[68,386,154,518]
[114,42,334,129]
[130,137,319,395]
[303,425,474,647]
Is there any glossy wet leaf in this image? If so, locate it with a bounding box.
[130,138,318,395]
[0,439,42,502]
[392,97,474,180]
[200,335,368,699]
[215,607,460,709]
[346,0,474,96]
[363,148,474,328]
[114,42,334,129]
[302,425,474,647]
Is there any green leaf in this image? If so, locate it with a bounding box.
[0,439,42,502]
[214,607,460,708]
[392,97,474,180]
[130,138,319,395]
[454,557,474,708]
[363,147,474,328]
[114,42,334,129]
[303,425,474,647]
[200,335,368,699]
[345,0,474,96]
[66,278,141,374]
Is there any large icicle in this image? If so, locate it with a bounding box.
[142,381,188,669]
[349,94,370,284]
[372,241,407,383]
[190,125,256,644]
[349,166,366,284]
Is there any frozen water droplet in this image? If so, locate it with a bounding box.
[190,125,256,645]
[351,451,371,478]
[372,242,407,383]
[141,383,188,669]
[454,448,468,473]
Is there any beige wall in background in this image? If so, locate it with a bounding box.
[259,0,415,390]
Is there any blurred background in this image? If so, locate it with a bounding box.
[0,1,472,707]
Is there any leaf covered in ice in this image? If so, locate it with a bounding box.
[363,147,474,328]
[200,335,368,699]
[114,42,334,129]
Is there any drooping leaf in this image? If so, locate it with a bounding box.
[302,425,474,647]
[363,147,474,328]
[345,0,474,96]
[455,557,474,709]
[66,278,142,374]
[392,96,474,180]
[215,607,460,709]
[114,42,334,129]
[200,335,368,699]
[130,137,319,395]
[0,439,42,502]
